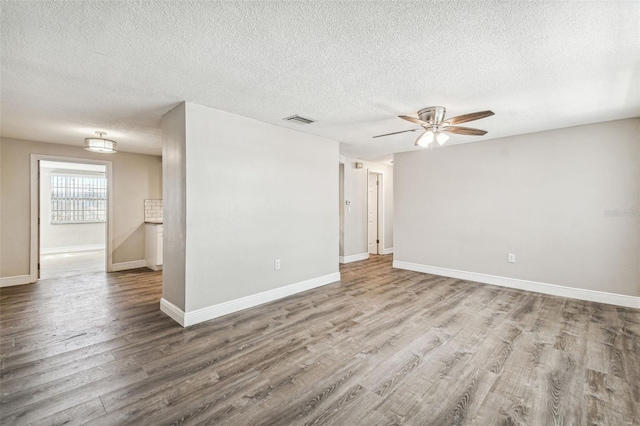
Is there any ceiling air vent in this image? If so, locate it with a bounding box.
[283,114,315,125]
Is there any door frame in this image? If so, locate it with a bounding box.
[30,154,114,283]
[367,169,385,255]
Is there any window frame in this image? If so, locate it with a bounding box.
[49,174,108,224]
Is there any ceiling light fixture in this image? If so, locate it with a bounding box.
[415,130,434,147]
[414,128,451,149]
[84,131,117,153]
[375,106,494,150]
[436,132,449,145]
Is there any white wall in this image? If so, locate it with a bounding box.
[339,156,393,258]
[161,102,339,318]
[0,137,162,279]
[394,118,640,298]
[40,167,106,251]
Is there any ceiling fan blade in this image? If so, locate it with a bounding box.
[398,115,426,125]
[372,129,420,138]
[442,126,487,136]
[445,110,494,125]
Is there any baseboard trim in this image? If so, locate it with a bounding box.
[393,261,640,309]
[339,253,369,264]
[383,247,394,255]
[161,272,341,327]
[160,298,186,326]
[145,261,162,271]
[41,244,105,255]
[112,260,147,272]
[0,275,32,288]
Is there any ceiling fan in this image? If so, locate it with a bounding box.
[373,106,494,148]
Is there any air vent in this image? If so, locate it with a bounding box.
[283,115,315,125]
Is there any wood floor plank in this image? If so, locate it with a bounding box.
[1,366,147,425]
[0,336,132,383]
[585,368,636,422]
[29,397,107,426]
[0,357,138,415]
[528,347,585,426]
[0,254,637,425]
[254,357,366,426]
[92,368,262,426]
[585,394,635,426]
[0,350,115,397]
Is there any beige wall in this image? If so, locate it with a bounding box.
[394,118,640,297]
[0,137,162,278]
[162,102,339,313]
[339,156,393,257]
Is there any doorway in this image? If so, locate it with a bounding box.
[367,171,383,255]
[30,155,113,282]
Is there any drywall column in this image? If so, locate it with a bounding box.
[160,102,340,326]
[161,103,187,311]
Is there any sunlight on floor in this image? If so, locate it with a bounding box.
[40,249,105,279]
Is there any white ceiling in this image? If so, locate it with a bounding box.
[1,1,638,160]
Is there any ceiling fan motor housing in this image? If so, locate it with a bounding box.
[418,106,446,125]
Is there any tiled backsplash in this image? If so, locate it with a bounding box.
[144,199,163,223]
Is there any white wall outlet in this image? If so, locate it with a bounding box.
[508,253,516,263]
[274,259,281,270]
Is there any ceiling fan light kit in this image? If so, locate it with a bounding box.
[436,132,449,145]
[375,106,494,149]
[415,131,433,147]
[414,129,449,148]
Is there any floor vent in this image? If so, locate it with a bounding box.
[283,115,315,125]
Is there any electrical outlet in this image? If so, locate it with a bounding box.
[274,259,281,270]
[508,253,516,263]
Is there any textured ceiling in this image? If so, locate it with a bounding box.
[1,1,638,159]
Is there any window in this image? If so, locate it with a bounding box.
[50,175,107,224]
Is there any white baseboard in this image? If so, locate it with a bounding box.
[112,260,147,272]
[383,247,394,255]
[145,261,162,271]
[0,275,32,288]
[393,261,640,309]
[161,272,341,327]
[160,298,185,327]
[41,244,105,255]
[339,253,369,264]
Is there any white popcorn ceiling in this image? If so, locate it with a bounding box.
[1,1,638,160]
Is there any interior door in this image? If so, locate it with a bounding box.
[368,173,378,254]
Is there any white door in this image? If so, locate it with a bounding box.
[368,173,378,254]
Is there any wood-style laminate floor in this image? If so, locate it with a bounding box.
[1,255,638,425]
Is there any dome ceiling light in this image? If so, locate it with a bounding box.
[84,131,117,153]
